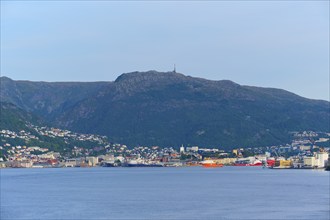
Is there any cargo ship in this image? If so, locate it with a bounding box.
[200,160,223,168]
[234,159,263,166]
[266,159,275,167]
[268,160,292,169]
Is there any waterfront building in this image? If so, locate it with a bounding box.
[64,159,77,167]
[11,160,33,168]
[303,157,315,167]
[315,152,329,168]
[86,157,98,167]
[99,154,115,161]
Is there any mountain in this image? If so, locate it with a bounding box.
[1,72,329,148]
[0,102,43,132]
[0,76,110,120]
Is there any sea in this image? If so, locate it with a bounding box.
[1,167,329,220]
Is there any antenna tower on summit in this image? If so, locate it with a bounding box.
[173,64,176,73]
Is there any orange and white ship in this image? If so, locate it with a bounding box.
[200,160,224,168]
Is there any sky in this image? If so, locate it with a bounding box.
[1,1,329,100]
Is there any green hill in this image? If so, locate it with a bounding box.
[0,102,43,131]
[1,72,329,148]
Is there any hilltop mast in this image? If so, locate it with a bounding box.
[173,64,176,73]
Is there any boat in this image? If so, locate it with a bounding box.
[268,159,292,169]
[234,159,263,166]
[101,161,118,167]
[200,160,223,168]
[266,159,275,167]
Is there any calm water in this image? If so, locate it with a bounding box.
[1,167,329,220]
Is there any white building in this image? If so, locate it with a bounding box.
[303,157,315,167]
[64,159,77,167]
[99,154,114,161]
[304,152,329,168]
[191,146,199,152]
[86,157,98,166]
[315,152,329,168]
[180,145,185,154]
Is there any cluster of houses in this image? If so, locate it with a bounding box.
[1,125,329,169]
[30,125,108,144]
[1,129,39,141]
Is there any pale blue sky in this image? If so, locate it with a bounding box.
[1,1,329,100]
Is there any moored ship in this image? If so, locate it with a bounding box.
[234,159,263,166]
[200,160,223,168]
[268,159,293,169]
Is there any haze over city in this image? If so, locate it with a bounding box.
[1,1,329,100]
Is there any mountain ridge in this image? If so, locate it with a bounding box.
[1,72,329,148]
